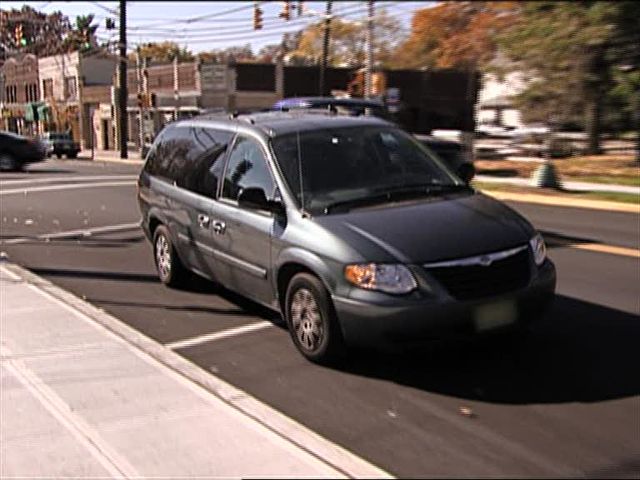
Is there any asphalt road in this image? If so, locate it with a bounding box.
[1,159,639,478]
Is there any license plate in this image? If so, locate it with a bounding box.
[474,300,517,332]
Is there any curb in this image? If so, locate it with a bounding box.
[78,156,145,165]
[482,189,639,214]
[0,260,393,479]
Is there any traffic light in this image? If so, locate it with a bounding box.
[15,24,26,46]
[297,1,304,17]
[106,18,115,30]
[81,29,91,50]
[253,3,263,30]
[279,1,291,21]
[150,93,157,108]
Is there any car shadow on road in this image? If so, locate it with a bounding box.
[30,265,283,322]
[12,168,76,175]
[337,294,640,404]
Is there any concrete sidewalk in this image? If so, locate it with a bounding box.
[0,262,391,479]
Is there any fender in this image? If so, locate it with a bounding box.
[275,246,340,294]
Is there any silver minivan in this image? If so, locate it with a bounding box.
[138,111,556,363]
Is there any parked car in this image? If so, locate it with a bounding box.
[137,111,556,363]
[40,131,81,159]
[0,130,47,171]
[414,134,475,182]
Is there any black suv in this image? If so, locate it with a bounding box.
[41,131,81,159]
[0,130,47,171]
[138,111,555,363]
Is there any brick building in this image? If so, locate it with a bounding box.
[0,54,41,135]
[38,51,116,148]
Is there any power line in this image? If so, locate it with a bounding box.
[127,2,402,40]
[127,4,408,46]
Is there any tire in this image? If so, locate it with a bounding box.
[55,153,62,159]
[0,153,18,171]
[285,273,346,364]
[153,225,187,287]
[67,152,78,159]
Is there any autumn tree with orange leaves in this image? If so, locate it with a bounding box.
[391,2,520,70]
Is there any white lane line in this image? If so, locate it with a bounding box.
[0,175,138,186]
[1,222,141,245]
[166,321,275,351]
[0,180,135,195]
[1,345,138,478]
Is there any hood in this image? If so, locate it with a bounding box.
[313,192,534,264]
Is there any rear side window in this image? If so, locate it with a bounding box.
[182,127,234,198]
[145,125,192,183]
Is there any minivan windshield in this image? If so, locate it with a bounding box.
[271,126,465,214]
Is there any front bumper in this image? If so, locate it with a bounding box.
[332,259,556,347]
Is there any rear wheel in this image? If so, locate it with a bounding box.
[55,153,62,159]
[285,273,346,364]
[153,225,187,287]
[0,153,18,171]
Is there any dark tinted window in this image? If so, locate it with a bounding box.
[271,126,459,214]
[221,136,275,202]
[182,127,234,198]
[146,125,192,182]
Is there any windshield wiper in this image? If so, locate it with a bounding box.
[323,184,469,214]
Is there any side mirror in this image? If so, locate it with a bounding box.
[457,162,475,184]
[238,187,285,215]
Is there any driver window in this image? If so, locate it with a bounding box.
[221,136,275,202]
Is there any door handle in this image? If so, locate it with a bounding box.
[197,214,210,229]
[212,220,226,235]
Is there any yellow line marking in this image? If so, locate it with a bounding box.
[569,243,640,258]
[483,190,640,214]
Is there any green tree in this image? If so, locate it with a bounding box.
[64,14,99,52]
[132,41,194,63]
[392,2,520,70]
[498,1,640,154]
[0,6,72,56]
[289,9,403,68]
[197,45,254,64]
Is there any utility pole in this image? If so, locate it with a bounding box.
[364,0,374,98]
[118,0,128,159]
[318,1,332,96]
[142,56,150,149]
[364,0,374,99]
[136,47,144,156]
[173,55,179,121]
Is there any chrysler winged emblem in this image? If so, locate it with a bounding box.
[479,255,493,267]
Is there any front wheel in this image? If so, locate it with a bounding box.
[153,225,187,287]
[285,273,346,364]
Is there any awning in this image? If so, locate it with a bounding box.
[24,102,47,122]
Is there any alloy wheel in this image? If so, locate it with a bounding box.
[290,288,324,352]
[155,234,172,281]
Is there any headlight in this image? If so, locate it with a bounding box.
[530,233,547,266]
[344,263,417,294]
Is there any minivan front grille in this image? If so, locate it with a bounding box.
[424,247,531,301]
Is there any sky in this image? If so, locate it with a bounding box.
[3,1,433,54]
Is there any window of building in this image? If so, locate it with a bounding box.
[65,76,78,100]
[43,79,53,99]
